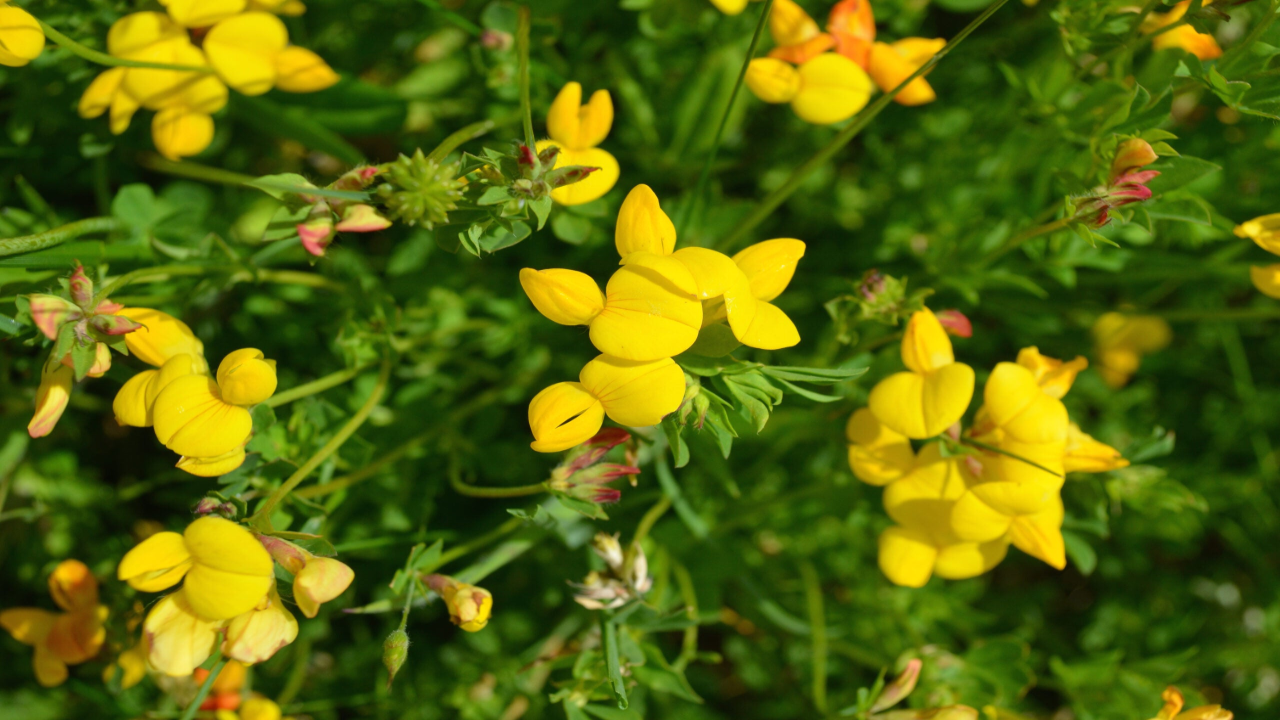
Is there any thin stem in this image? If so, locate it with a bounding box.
[435,517,523,568]
[449,466,547,498]
[179,653,225,720]
[800,561,827,714]
[250,357,393,529]
[631,496,672,548]
[982,215,1076,264]
[138,154,257,186]
[265,365,367,409]
[961,437,1065,478]
[671,561,699,673]
[293,429,437,499]
[516,7,537,150]
[399,572,417,630]
[427,118,500,163]
[0,217,122,258]
[717,0,1012,251]
[38,21,213,73]
[94,264,211,304]
[676,0,774,237]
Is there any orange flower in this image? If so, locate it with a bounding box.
[0,560,107,687]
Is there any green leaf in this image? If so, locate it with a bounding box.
[662,416,690,469]
[1063,530,1098,576]
[602,620,629,709]
[477,186,513,206]
[530,196,553,231]
[552,212,594,245]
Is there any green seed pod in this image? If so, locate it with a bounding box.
[383,628,410,688]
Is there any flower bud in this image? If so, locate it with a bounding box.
[217,348,278,406]
[27,294,80,341]
[901,308,955,374]
[1063,423,1129,473]
[770,0,820,46]
[49,560,99,612]
[59,342,113,378]
[746,58,801,104]
[28,362,73,439]
[871,658,922,712]
[334,203,392,233]
[615,184,676,257]
[68,265,94,309]
[193,497,237,518]
[90,313,143,336]
[1110,138,1159,180]
[425,575,493,632]
[383,628,409,687]
[591,533,626,573]
[480,28,513,51]
[519,268,605,326]
[935,309,972,338]
[297,201,335,257]
[528,382,605,453]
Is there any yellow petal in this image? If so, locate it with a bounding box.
[438,579,494,632]
[118,530,194,592]
[148,353,202,409]
[933,539,1009,580]
[732,238,805,301]
[103,642,149,689]
[985,437,1065,489]
[79,68,126,119]
[734,300,800,350]
[121,38,211,110]
[709,0,749,14]
[982,362,1068,444]
[239,698,284,720]
[204,12,288,95]
[32,645,69,687]
[792,53,874,124]
[217,348,278,406]
[181,517,274,620]
[0,6,46,67]
[152,108,215,161]
[222,588,298,664]
[1015,346,1087,399]
[591,259,702,361]
[519,267,604,326]
[745,58,802,104]
[110,88,141,135]
[615,184,677,257]
[0,608,57,646]
[970,473,1059,515]
[846,408,915,485]
[49,560,99,613]
[28,362,73,439]
[548,146,619,206]
[117,307,206,368]
[528,382,605,453]
[143,592,223,676]
[114,370,159,427]
[671,247,759,339]
[1152,23,1222,60]
[1251,264,1280,299]
[1064,423,1129,473]
[868,363,975,439]
[546,82,613,151]
[901,308,954,374]
[108,12,186,56]
[769,0,820,47]
[176,446,247,477]
[153,375,253,457]
[1235,213,1280,255]
[868,39,944,106]
[878,525,937,588]
[579,355,686,428]
[293,557,354,618]
[273,45,339,92]
[949,489,1013,542]
[1008,498,1066,570]
[45,608,106,664]
[882,445,967,537]
[160,0,248,27]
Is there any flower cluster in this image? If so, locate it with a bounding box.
[745,0,945,125]
[288,166,393,256]
[572,532,653,610]
[1236,213,1280,299]
[1079,138,1163,228]
[536,82,619,205]
[78,2,338,159]
[0,3,44,67]
[849,308,1128,587]
[522,184,805,451]
[0,560,107,687]
[117,516,354,676]
[545,428,640,505]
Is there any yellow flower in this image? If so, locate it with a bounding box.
[615,184,677,256]
[113,352,203,428]
[868,38,945,106]
[426,575,493,632]
[1235,213,1280,255]
[1064,423,1129,473]
[0,560,107,687]
[709,0,750,14]
[152,348,276,473]
[102,641,149,689]
[1145,2,1222,61]
[746,53,874,124]
[537,81,619,205]
[28,361,73,439]
[1148,686,1233,720]
[118,516,274,621]
[1251,264,1280,299]
[529,355,686,452]
[877,445,1009,587]
[770,0,823,48]
[142,591,224,676]
[868,307,975,439]
[1015,346,1087,399]
[117,307,208,369]
[160,0,248,28]
[0,4,45,67]
[1091,312,1171,388]
[846,407,915,486]
[239,697,285,720]
[222,584,299,664]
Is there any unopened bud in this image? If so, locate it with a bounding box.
[89,313,143,336]
[871,658,922,712]
[27,294,81,341]
[591,533,625,573]
[517,144,537,167]
[858,269,887,302]
[480,29,513,51]
[537,143,560,168]
[193,497,236,519]
[68,265,94,309]
[935,310,971,338]
[297,202,336,257]
[1110,138,1158,181]
[383,628,409,688]
[548,165,598,188]
[425,574,493,632]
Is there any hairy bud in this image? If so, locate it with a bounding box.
[383,628,409,688]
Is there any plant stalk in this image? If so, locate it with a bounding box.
[516,7,537,151]
[0,217,122,258]
[39,21,214,72]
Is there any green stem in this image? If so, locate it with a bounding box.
[516,6,537,151]
[1219,324,1278,479]
[427,118,500,163]
[631,495,672,548]
[399,571,417,631]
[293,429,437,499]
[449,466,547,498]
[800,561,827,714]
[94,264,211,304]
[676,0,774,237]
[250,357,392,529]
[0,217,122,258]
[434,517,523,568]
[138,154,257,186]
[265,364,367,409]
[38,21,213,73]
[961,437,1065,478]
[982,215,1076,264]
[179,653,225,720]
[671,561,699,673]
[717,0,1012,251]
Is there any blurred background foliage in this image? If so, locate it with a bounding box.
[2,0,1280,718]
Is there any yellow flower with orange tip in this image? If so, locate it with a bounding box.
[867,307,976,439]
[151,348,278,476]
[1091,312,1171,388]
[1148,686,1233,720]
[746,53,873,124]
[845,407,915,485]
[257,534,356,618]
[536,82,619,205]
[28,361,74,439]
[1144,1,1222,61]
[878,445,1009,588]
[1,560,107,687]
[529,355,687,452]
[426,575,494,632]
[0,3,45,67]
[868,37,945,106]
[118,516,274,622]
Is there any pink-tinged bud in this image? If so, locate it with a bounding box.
[517,144,537,167]
[562,428,631,475]
[1110,138,1159,181]
[580,486,622,504]
[1113,169,1160,187]
[29,362,73,438]
[480,28,513,51]
[331,166,381,192]
[935,309,972,338]
[256,534,310,574]
[193,497,236,518]
[297,203,336,257]
[550,166,598,188]
[28,294,81,340]
[537,144,560,167]
[858,269,886,301]
[871,658,922,712]
[90,313,144,336]
[94,300,123,314]
[335,203,393,233]
[69,265,94,309]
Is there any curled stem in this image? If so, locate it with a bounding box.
[0,217,122,258]
[38,21,214,73]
